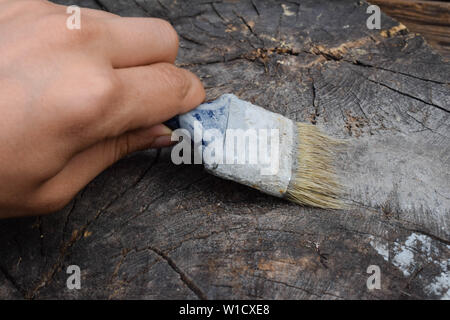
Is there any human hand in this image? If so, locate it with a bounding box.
[0,0,205,218]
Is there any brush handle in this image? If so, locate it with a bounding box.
[164,94,232,137]
[163,93,296,199]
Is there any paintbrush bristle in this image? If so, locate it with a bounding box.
[285,123,344,209]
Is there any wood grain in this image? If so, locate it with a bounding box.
[369,0,450,59]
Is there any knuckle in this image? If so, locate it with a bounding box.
[86,73,121,107]
[36,13,104,45]
[73,19,105,43]
[60,72,121,139]
[156,19,179,57]
[156,18,178,41]
[160,64,191,101]
[73,73,121,123]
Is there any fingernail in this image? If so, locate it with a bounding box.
[150,135,175,148]
[153,124,173,136]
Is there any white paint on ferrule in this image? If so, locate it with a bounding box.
[204,96,295,197]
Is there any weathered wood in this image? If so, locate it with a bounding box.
[0,0,449,300]
[369,0,450,59]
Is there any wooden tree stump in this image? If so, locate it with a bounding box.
[0,0,449,299]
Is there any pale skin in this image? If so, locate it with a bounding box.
[0,0,206,218]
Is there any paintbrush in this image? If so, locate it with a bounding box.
[165,94,342,209]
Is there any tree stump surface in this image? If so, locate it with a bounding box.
[0,0,449,300]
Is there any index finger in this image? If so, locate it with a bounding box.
[102,17,179,68]
[56,4,179,68]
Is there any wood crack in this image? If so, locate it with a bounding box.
[350,59,449,85]
[147,246,208,300]
[251,274,323,298]
[364,77,450,114]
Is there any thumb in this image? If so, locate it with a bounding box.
[91,123,175,164]
[33,124,174,213]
